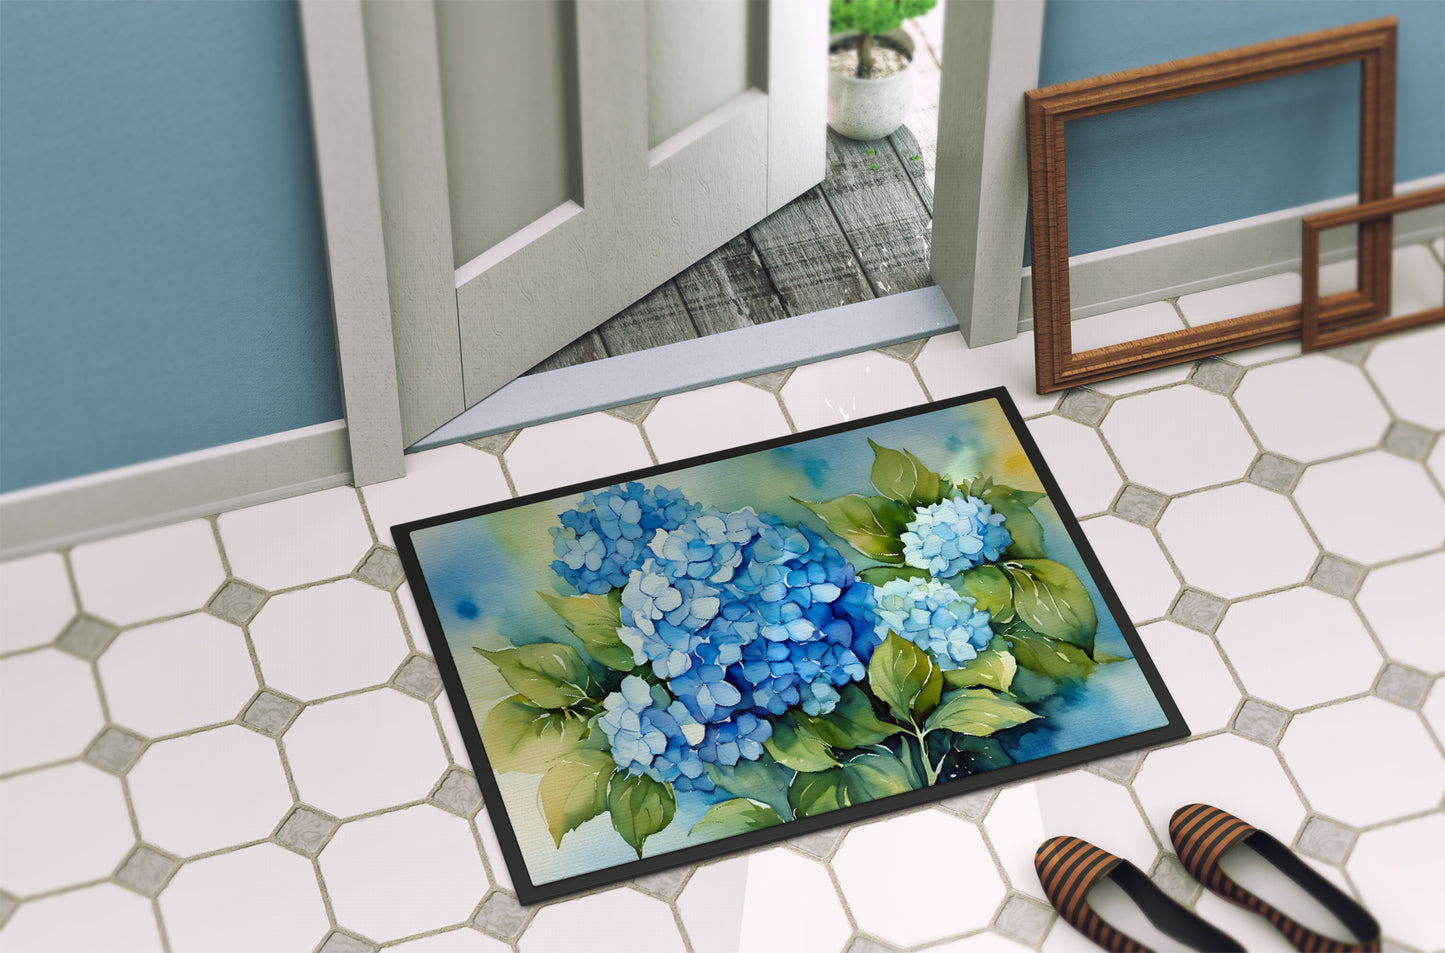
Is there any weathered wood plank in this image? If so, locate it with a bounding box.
[674,233,790,336]
[749,185,874,316]
[523,330,608,376]
[820,129,934,298]
[890,125,933,215]
[597,281,699,357]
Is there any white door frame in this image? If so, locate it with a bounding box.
[302,0,1046,485]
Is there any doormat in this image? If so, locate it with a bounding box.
[394,388,1187,904]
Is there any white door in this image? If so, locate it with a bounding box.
[347,0,826,446]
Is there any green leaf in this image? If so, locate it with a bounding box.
[999,620,1097,685]
[482,695,591,773]
[788,750,915,819]
[998,559,1097,653]
[794,494,912,564]
[924,686,1038,737]
[476,642,597,709]
[976,483,1047,559]
[867,439,947,508]
[951,736,1015,773]
[689,798,785,839]
[764,711,840,772]
[867,633,942,723]
[806,683,902,749]
[537,589,636,672]
[957,564,1014,620]
[705,754,795,821]
[858,565,929,588]
[940,649,1017,693]
[537,749,615,847]
[607,772,676,858]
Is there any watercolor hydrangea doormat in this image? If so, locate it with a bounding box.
[393,388,1187,903]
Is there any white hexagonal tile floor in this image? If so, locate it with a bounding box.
[1356,551,1445,673]
[69,518,225,626]
[1080,516,1179,622]
[781,350,927,432]
[1101,387,1258,495]
[0,551,75,652]
[0,648,106,773]
[160,843,330,952]
[678,848,851,953]
[1136,621,1241,734]
[1027,417,1121,516]
[0,762,134,897]
[643,380,791,464]
[1157,484,1318,599]
[217,484,373,591]
[1294,452,1445,565]
[1233,355,1390,462]
[1364,323,1445,430]
[504,412,653,498]
[0,883,162,952]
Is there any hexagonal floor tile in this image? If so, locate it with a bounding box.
[1215,588,1380,710]
[0,551,75,652]
[284,689,449,818]
[912,332,1060,418]
[390,929,511,952]
[504,412,653,498]
[1233,356,1390,462]
[1027,417,1121,516]
[218,485,373,591]
[1347,813,1445,951]
[642,381,790,464]
[362,444,510,539]
[1080,517,1179,622]
[1294,452,1445,565]
[677,847,850,953]
[518,887,683,953]
[1356,552,1445,672]
[320,806,490,944]
[1279,697,1445,827]
[1177,272,1301,327]
[0,883,161,951]
[98,613,257,738]
[1133,735,1306,846]
[1424,679,1445,745]
[0,763,133,896]
[1070,303,1193,397]
[832,809,1003,946]
[781,350,926,432]
[1427,433,1444,487]
[986,772,1157,903]
[1101,387,1257,495]
[1157,484,1318,599]
[70,518,225,627]
[129,725,292,857]
[1137,621,1241,735]
[0,648,105,773]
[160,843,329,952]
[249,579,409,701]
[1365,323,1445,430]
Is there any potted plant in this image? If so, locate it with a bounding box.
[827,0,937,141]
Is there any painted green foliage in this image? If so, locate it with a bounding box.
[472,438,1110,861]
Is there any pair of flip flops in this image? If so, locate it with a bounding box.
[1035,804,1381,952]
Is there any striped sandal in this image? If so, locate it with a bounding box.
[1035,835,1244,952]
[1169,804,1381,952]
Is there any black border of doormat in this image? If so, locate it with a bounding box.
[393,387,1189,905]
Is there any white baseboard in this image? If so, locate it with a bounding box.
[1019,173,1445,328]
[0,421,353,561]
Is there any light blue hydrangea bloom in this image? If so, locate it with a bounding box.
[618,569,722,679]
[550,484,700,594]
[597,675,711,791]
[873,577,994,669]
[901,494,1011,579]
[697,712,772,766]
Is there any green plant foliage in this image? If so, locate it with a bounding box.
[689,798,785,838]
[997,559,1097,652]
[805,683,901,749]
[972,482,1047,559]
[764,711,841,772]
[924,687,1037,737]
[957,564,1014,619]
[867,633,942,723]
[995,621,1097,688]
[482,695,593,773]
[537,589,636,672]
[608,772,676,858]
[788,750,914,818]
[538,750,616,847]
[829,0,937,37]
[950,736,1015,773]
[475,643,597,709]
[794,493,913,563]
[705,754,796,821]
[857,565,928,587]
[867,439,947,509]
[940,648,1017,693]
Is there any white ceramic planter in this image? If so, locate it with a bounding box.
[827,30,915,141]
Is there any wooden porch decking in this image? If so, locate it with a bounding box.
[523,13,947,377]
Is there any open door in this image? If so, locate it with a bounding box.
[305,0,827,455]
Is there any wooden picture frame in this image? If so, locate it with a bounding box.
[1301,186,1445,351]
[1024,18,1397,393]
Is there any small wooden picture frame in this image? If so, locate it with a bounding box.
[1025,18,1397,394]
[1301,186,1445,351]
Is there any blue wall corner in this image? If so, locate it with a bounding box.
[0,0,342,493]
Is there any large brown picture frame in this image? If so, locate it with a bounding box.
[1025,18,1397,393]
[1301,186,1445,351]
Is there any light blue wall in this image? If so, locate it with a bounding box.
[1034,0,1445,260]
[0,0,342,493]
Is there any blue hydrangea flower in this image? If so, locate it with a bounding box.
[648,508,762,584]
[873,577,994,669]
[696,712,772,766]
[901,494,1011,578]
[597,676,711,791]
[618,568,722,678]
[550,484,700,594]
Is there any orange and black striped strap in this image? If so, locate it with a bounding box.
[1035,836,1153,953]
